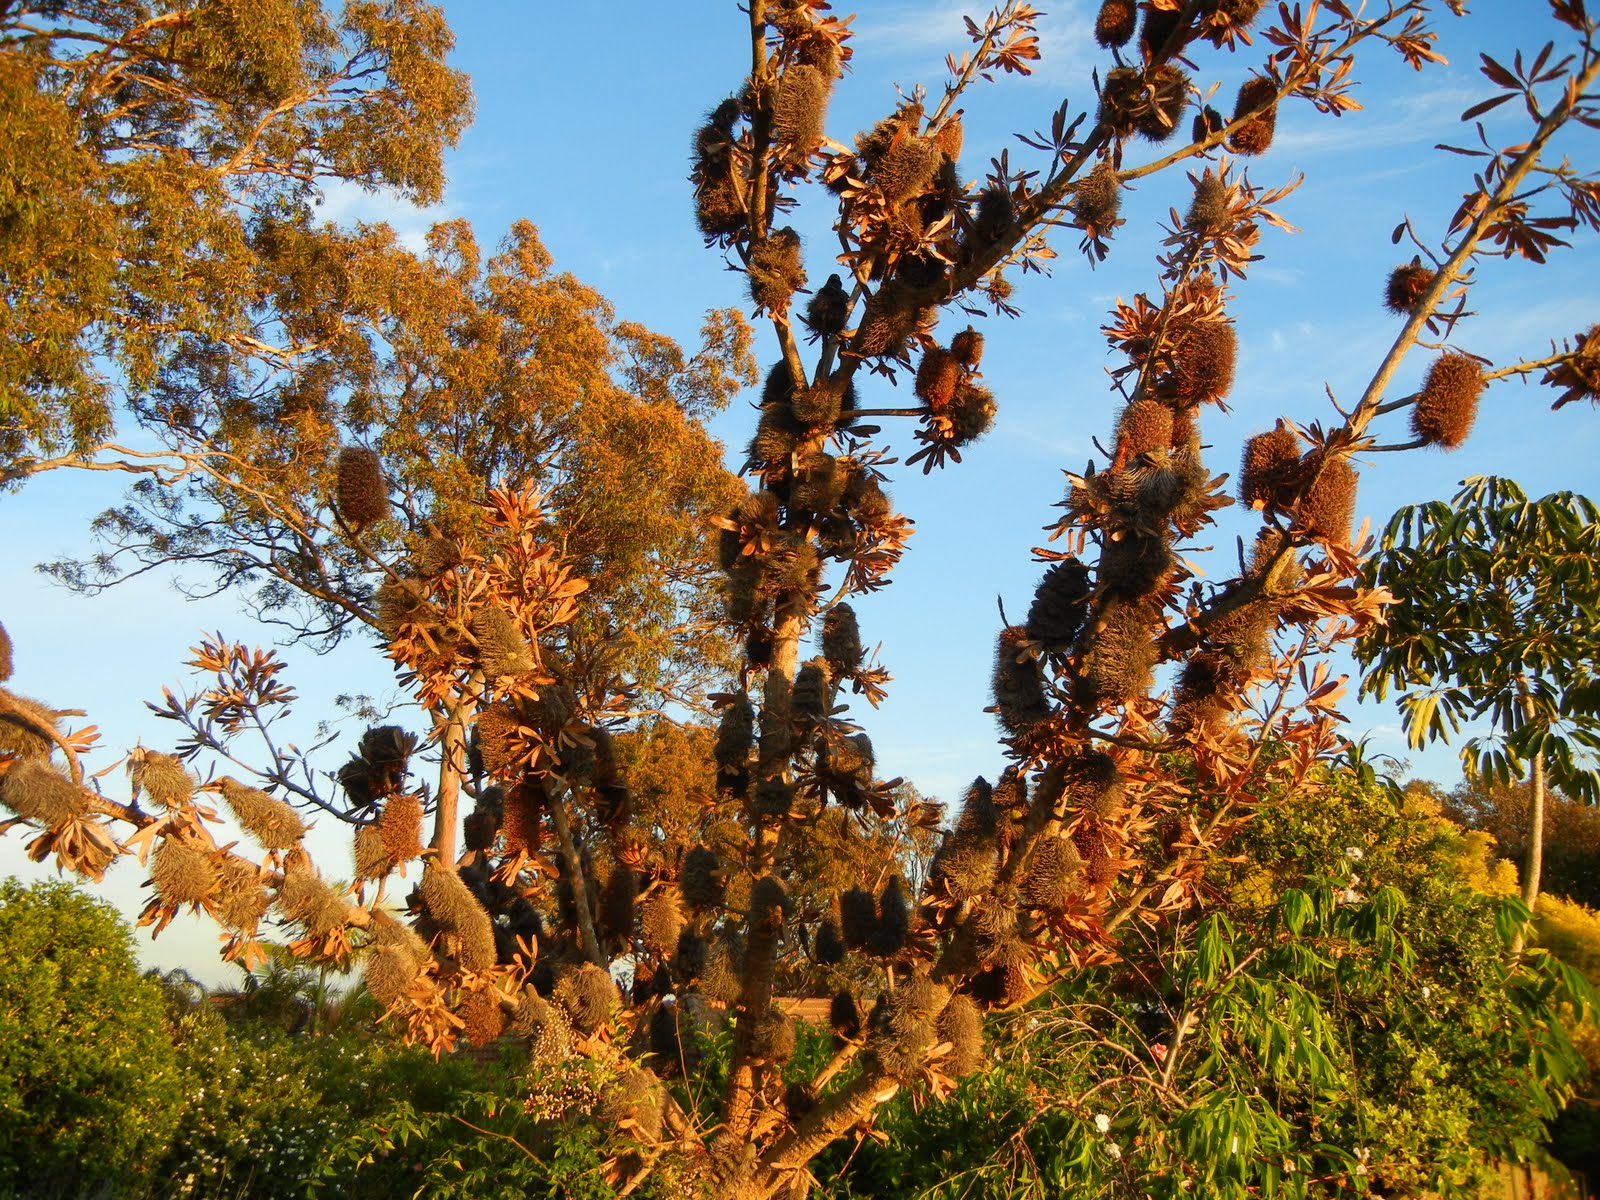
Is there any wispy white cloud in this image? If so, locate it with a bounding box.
[313,178,456,254]
[852,0,1095,91]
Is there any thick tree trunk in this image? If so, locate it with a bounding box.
[1513,682,1545,955]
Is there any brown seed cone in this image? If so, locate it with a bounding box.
[374,579,427,639]
[792,658,832,728]
[0,622,10,683]
[930,113,964,159]
[972,185,1018,248]
[0,759,86,824]
[1228,77,1278,156]
[680,845,726,909]
[749,226,807,313]
[1097,531,1173,599]
[135,751,194,809]
[1141,3,1186,55]
[1026,559,1093,652]
[359,725,415,797]
[1186,172,1229,235]
[950,326,985,368]
[1192,105,1225,143]
[334,446,388,529]
[1303,458,1359,548]
[353,824,393,880]
[1116,400,1175,464]
[420,864,495,971]
[933,837,1000,901]
[915,347,961,409]
[749,399,803,464]
[1171,319,1237,406]
[476,704,523,779]
[1095,0,1137,46]
[472,607,536,678]
[378,792,425,863]
[948,381,997,445]
[830,990,863,1044]
[1082,599,1160,707]
[702,930,745,1005]
[462,805,499,853]
[278,858,349,935]
[804,273,850,337]
[1239,423,1302,511]
[0,691,56,761]
[414,536,462,577]
[151,839,216,907]
[839,886,877,949]
[715,693,755,780]
[214,855,270,930]
[791,378,848,428]
[772,64,830,161]
[500,783,541,853]
[517,992,575,1063]
[854,282,919,359]
[216,777,305,850]
[1072,160,1121,233]
[873,135,942,203]
[872,973,951,1078]
[815,917,846,965]
[749,1011,797,1064]
[1412,352,1484,450]
[992,625,1051,737]
[1021,836,1087,911]
[601,864,638,946]
[1136,64,1191,142]
[460,989,507,1047]
[640,890,684,955]
[695,169,743,240]
[869,876,911,957]
[649,1002,700,1077]
[366,944,421,1008]
[821,604,863,676]
[554,962,615,1036]
[792,452,849,513]
[1385,261,1437,315]
[937,995,985,1077]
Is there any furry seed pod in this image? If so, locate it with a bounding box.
[1239,422,1302,511]
[501,784,541,853]
[948,381,997,444]
[839,887,876,949]
[1192,105,1225,142]
[749,399,803,465]
[134,750,194,809]
[1303,458,1359,548]
[869,876,910,957]
[915,346,961,409]
[843,468,893,524]
[821,604,864,676]
[750,874,792,926]
[1169,650,1234,735]
[215,776,305,850]
[1228,76,1278,155]
[1186,172,1229,234]
[420,864,495,971]
[472,607,536,677]
[672,926,707,983]
[754,776,796,817]
[1021,836,1087,911]
[0,759,86,824]
[1076,827,1120,887]
[749,1011,797,1063]
[354,824,393,880]
[702,930,745,1004]
[1141,3,1186,55]
[792,658,832,729]
[1137,64,1190,142]
[854,282,920,359]
[374,578,427,639]
[475,704,523,780]
[1026,560,1093,653]
[856,101,924,169]
[377,792,424,863]
[873,974,950,1078]
[523,992,576,1063]
[830,990,863,1044]
[460,988,506,1047]
[937,995,985,1077]
[749,227,807,313]
[214,856,270,930]
[992,625,1051,737]
[1116,400,1175,463]
[1097,68,1143,139]
[805,273,850,337]
[826,732,876,791]
[1170,319,1237,406]
[680,845,726,909]
[792,452,848,513]
[414,535,462,578]
[1385,261,1437,315]
[1095,0,1137,46]
[934,838,999,900]
[278,858,349,935]
[600,865,638,947]
[1072,159,1121,231]
[360,725,415,796]
[640,890,684,955]
[1082,599,1160,707]
[0,622,10,682]
[1412,352,1484,450]
[0,692,55,760]
[335,446,387,529]
[950,326,985,369]
[773,64,830,161]
[365,944,420,1008]
[815,917,846,965]
[762,360,797,410]
[873,136,942,203]
[555,963,615,1036]
[971,185,1017,250]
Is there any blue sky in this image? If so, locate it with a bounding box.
[3,1,1596,982]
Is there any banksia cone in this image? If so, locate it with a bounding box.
[793,453,849,512]
[1075,827,1120,888]
[831,990,863,1044]
[520,992,575,1063]
[365,945,420,1007]
[869,876,910,956]
[915,346,961,409]
[934,838,999,900]
[1022,835,1087,911]
[0,621,10,682]
[948,381,997,445]
[555,962,615,1035]
[680,846,726,909]
[1545,324,1600,409]
[839,887,876,949]
[673,926,707,983]
[1192,105,1225,142]
[640,890,684,955]
[463,803,499,853]
[279,858,348,935]
[950,327,985,370]
[843,467,893,524]
[1116,400,1174,463]
[1098,531,1173,599]
[872,974,950,1078]
[334,446,387,529]
[749,1011,797,1063]
[702,930,745,1004]
[476,704,522,779]
[0,759,86,824]
[1137,64,1190,142]
[501,783,541,853]
[1141,4,1185,55]
[805,273,850,337]
[461,989,506,1047]
[874,136,942,203]
[827,732,876,792]
[749,398,803,464]
[815,917,846,965]
[214,856,270,929]
[377,792,424,862]
[0,692,55,760]
[649,1002,699,1076]
[993,625,1051,736]
[749,227,807,312]
[135,750,194,808]
[854,282,919,359]
[817,611,861,684]
[151,839,216,907]
[937,995,985,1077]
[1239,422,1302,511]
[1186,172,1229,234]
[773,64,830,161]
[472,607,536,677]
[1385,260,1437,315]
[1082,599,1160,707]
[216,777,305,850]
[791,378,848,428]
[1071,161,1121,236]
[414,535,461,577]
[375,578,427,639]
[1303,458,1359,548]
[1412,352,1484,450]
[354,824,392,879]
[1228,77,1278,155]
[420,864,495,971]
[1095,0,1136,46]
[1169,650,1233,735]
[792,658,832,728]
[1097,69,1140,139]
[972,185,1017,249]
[754,776,796,817]
[1170,319,1237,406]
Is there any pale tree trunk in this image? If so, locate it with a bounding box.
[1512,681,1545,955]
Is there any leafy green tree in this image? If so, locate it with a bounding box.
[1358,477,1600,925]
[1443,775,1600,908]
[0,878,188,1199]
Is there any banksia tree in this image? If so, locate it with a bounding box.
[7,1,1600,1197]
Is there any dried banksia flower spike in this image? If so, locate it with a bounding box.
[1227,76,1278,156]
[334,445,388,530]
[472,606,536,677]
[804,273,850,337]
[214,776,306,851]
[1411,351,1484,450]
[1384,257,1437,316]
[0,620,12,683]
